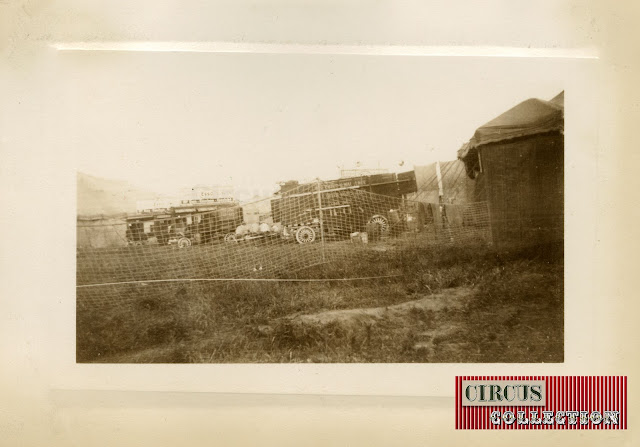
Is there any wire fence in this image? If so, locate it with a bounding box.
[77,181,492,309]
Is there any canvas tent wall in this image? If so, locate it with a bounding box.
[77,214,128,249]
[407,159,483,204]
[403,160,491,243]
[458,92,564,247]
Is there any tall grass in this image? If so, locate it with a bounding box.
[77,241,563,363]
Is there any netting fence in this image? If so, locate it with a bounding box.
[77,176,491,309]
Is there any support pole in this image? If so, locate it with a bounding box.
[316,180,326,262]
[436,160,444,199]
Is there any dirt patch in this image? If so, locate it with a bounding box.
[286,286,474,327]
[261,287,475,360]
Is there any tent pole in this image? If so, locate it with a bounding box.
[436,161,444,199]
[316,180,326,263]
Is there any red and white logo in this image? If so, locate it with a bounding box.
[455,376,627,430]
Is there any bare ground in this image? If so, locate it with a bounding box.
[289,286,471,325]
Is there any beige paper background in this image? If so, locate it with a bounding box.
[1,1,638,445]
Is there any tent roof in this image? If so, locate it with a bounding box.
[549,90,564,106]
[458,91,564,159]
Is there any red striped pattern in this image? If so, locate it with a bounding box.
[455,376,627,430]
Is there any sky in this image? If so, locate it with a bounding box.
[59,50,566,200]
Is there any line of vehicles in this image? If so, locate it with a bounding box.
[125,200,242,248]
[125,171,424,248]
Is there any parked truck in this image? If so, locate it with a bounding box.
[269,171,423,244]
[126,201,243,247]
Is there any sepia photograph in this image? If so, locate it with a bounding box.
[4,0,640,445]
[73,51,565,364]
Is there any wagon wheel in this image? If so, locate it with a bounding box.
[295,226,316,244]
[368,215,389,233]
[224,233,237,243]
[177,237,192,249]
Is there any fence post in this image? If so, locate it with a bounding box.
[316,180,326,263]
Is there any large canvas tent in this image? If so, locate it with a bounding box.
[458,92,564,247]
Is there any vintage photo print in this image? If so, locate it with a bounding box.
[71,51,566,364]
[4,0,638,445]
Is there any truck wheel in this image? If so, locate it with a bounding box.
[367,215,389,234]
[177,237,192,249]
[224,233,237,243]
[295,226,316,244]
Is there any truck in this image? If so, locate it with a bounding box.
[125,201,243,248]
[269,171,423,244]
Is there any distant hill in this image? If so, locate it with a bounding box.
[77,172,158,217]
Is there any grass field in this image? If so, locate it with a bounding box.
[76,241,563,363]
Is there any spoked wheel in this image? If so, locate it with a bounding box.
[295,226,316,244]
[367,215,389,234]
[224,233,237,243]
[177,237,192,249]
